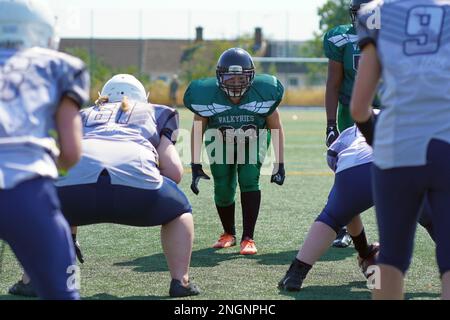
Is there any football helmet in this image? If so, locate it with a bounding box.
[216,48,255,99]
[349,0,372,26]
[0,0,59,50]
[100,74,148,103]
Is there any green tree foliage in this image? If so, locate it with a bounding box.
[318,0,351,35]
[64,47,149,102]
[180,37,256,83]
[299,0,349,85]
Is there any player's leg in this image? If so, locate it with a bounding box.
[332,103,356,248]
[210,162,238,248]
[237,162,261,255]
[237,137,267,255]
[279,163,375,291]
[110,176,199,297]
[417,195,435,241]
[160,212,199,298]
[371,165,426,300]
[0,178,79,300]
[422,140,450,299]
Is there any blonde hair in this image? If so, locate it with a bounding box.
[95,95,131,112]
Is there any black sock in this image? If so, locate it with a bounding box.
[351,229,370,258]
[293,259,313,277]
[241,191,261,241]
[72,233,77,242]
[216,203,236,236]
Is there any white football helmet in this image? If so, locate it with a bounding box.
[0,0,59,50]
[101,74,149,103]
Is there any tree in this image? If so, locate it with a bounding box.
[180,37,256,83]
[318,0,351,34]
[63,47,151,102]
[298,0,349,85]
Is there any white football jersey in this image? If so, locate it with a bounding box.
[0,47,89,189]
[56,102,179,190]
[327,125,373,174]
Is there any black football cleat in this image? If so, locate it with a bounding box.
[332,227,353,248]
[278,260,309,292]
[8,280,37,298]
[169,279,200,298]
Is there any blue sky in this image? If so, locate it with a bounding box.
[45,0,328,41]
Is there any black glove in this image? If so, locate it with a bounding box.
[190,163,211,195]
[326,121,339,147]
[355,113,375,146]
[72,234,84,264]
[271,163,286,186]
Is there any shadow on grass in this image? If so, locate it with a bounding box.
[114,248,241,273]
[114,246,355,273]
[85,293,172,300]
[0,294,35,301]
[277,281,440,300]
[278,281,371,300]
[0,293,195,301]
[247,247,355,266]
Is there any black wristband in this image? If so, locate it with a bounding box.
[355,115,375,146]
[191,163,202,170]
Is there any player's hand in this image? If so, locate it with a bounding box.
[271,163,285,186]
[326,122,339,147]
[191,163,211,195]
[72,234,84,264]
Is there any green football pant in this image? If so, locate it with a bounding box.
[210,162,263,207]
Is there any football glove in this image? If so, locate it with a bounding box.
[326,121,339,147]
[190,163,211,195]
[72,234,84,264]
[355,113,375,146]
[271,163,285,186]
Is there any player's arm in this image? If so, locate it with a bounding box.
[325,60,344,147]
[191,114,208,164]
[157,135,184,184]
[190,114,210,195]
[266,109,285,164]
[267,109,285,186]
[350,43,381,146]
[55,96,83,171]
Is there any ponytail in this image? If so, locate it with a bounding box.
[95,95,131,112]
[121,96,131,112]
[95,95,109,107]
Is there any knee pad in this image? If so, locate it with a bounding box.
[214,183,236,207]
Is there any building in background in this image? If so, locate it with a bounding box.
[60,27,315,89]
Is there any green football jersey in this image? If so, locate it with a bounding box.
[323,24,361,106]
[184,74,284,140]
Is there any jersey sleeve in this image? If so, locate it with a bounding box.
[156,106,180,145]
[265,77,284,117]
[57,54,90,109]
[249,75,285,117]
[183,82,199,116]
[357,1,381,49]
[323,28,345,63]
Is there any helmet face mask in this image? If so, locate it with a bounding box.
[0,0,58,50]
[216,48,255,100]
